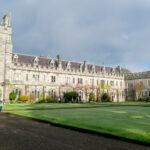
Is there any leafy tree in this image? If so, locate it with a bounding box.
[101,93,111,102]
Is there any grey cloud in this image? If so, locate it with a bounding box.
[1,0,150,71]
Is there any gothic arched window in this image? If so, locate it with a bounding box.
[34,57,39,66]
[13,54,18,63]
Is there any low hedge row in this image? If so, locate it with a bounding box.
[36,96,58,104]
[138,96,150,102]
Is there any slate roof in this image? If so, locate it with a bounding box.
[125,71,150,80]
[13,53,131,74]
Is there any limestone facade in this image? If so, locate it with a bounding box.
[125,72,150,100]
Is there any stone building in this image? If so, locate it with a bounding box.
[125,72,150,100]
[0,14,148,102]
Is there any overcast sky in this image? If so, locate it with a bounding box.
[1,0,150,72]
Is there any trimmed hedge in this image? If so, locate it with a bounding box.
[45,96,57,103]
[138,96,150,102]
[36,96,58,104]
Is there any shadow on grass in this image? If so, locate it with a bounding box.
[3,102,150,147]
[4,112,150,147]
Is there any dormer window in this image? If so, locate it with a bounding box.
[66,61,71,71]
[92,65,95,74]
[111,68,115,74]
[13,54,18,63]
[80,63,83,72]
[34,57,39,66]
[83,61,88,72]
[50,59,55,69]
[102,66,106,73]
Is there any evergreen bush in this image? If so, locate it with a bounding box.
[9,92,17,101]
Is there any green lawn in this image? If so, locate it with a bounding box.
[3,102,150,144]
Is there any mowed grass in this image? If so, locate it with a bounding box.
[3,102,150,144]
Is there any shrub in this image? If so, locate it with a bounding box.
[39,93,45,101]
[89,92,96,102]
[36,99,45,104]
[45,96,57,103]
[29,94,36,102]
[64,91,79,103]
[138,96,150,102]
[18,95,29,103]
[35,96,58,104]
[101,93,111,102]
[9,92,17,101]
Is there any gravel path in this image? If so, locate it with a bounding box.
[0,113,149,150]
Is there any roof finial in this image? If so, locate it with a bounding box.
[9,12,11,26]
[3,14,10,27]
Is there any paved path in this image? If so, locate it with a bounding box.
[0,113,149,150]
